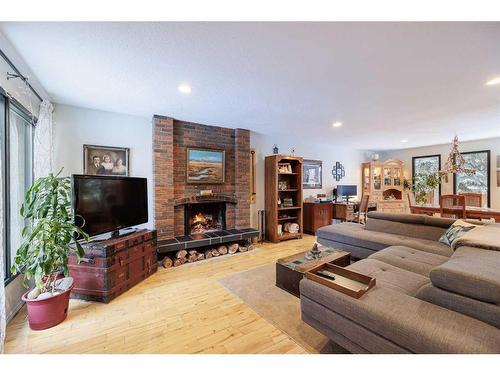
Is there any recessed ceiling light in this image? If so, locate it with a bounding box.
[401,139,409,143]
[486,77,500,86]
[332,122,342,128]
[178,83,192,94]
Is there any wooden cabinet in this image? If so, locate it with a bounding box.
[69,230,158,303]
[303,202,333,234]
[377,200,409,213]
[361,159,404,202]
[265,155,303,242]
[361,159,407,214]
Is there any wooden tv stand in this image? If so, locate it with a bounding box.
[68,229,158,303]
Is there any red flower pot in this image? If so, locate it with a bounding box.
[22,284,73,330]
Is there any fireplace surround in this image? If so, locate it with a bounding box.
[153,116,251,241]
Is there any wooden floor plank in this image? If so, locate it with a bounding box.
[5,235,317,354]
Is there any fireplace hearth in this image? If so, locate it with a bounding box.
[185,202,226,235]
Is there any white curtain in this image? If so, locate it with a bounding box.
[0,138,5,354]
[34,100,54,178]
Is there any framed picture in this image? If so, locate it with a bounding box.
[303,160,322,189]
[187,147,225,184]
[83,144,129,176]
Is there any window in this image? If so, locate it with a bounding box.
[1,92,34,284]
[412,154,441,206]
[454,150,490,208]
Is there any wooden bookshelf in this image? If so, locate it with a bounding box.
[265,155,303,243]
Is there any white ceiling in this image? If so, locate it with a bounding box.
[1,22,499,150]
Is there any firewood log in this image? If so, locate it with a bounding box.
[228,243,239,254]
[161,257,173,268]
[173,258,184,267]
[176,250,187,259]
[217,245,228,255]
[188,254,198,263]
[238,245,248,252]
[197,253,205,261]
[204,250,213,259]
[188,250,198,256]
[212,249,220,257]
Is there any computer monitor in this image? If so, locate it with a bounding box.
[336,185,357,202]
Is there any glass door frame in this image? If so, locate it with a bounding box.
[1,88,35,285]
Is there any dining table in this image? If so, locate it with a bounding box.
[410,204,500,222]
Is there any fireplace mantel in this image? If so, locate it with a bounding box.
[174,194,238,206]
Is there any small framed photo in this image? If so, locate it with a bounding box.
[187,147,225,184]
[303,160,322,189]
[83,144,129,176]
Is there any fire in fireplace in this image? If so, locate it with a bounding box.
[185,202,226,234]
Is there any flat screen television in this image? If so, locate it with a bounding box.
[72,174,148,237]
[336,185,357,199]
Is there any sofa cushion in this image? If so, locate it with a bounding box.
[317,223,453,257]
[368,246,449,277]
[345,259,429,296]
[416,283,500,329]
[438,220,478,246]
[430,246,500,304]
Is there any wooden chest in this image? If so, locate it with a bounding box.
[68,229,158,303]
[303,202,333,234]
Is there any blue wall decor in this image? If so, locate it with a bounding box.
[332,161,345,181]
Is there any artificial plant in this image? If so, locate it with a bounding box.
[11,169,89,293]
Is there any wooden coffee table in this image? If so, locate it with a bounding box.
[276,248,350,297]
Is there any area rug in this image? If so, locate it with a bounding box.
[218,264,328,353]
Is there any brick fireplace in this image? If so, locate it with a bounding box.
[153,116,251,241]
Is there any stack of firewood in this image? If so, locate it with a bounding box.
[161,242,250,268]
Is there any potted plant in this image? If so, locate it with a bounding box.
[412,172,441,205]
[11,170,89,330]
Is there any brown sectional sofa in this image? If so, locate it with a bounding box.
[300,211,500,353]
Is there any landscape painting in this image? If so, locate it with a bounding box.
[187,148,225,184]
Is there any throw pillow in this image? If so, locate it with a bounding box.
[439,219,478,247]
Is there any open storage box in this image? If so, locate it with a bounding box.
[305,263,376,298]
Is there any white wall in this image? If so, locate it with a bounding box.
[378,137,500,209]
[53,104,154,228]
[250,131,365,228]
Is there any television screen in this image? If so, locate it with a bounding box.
[336,184,357,197]
[72,175,148,237]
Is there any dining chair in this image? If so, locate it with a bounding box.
[440,194,466,219]
[356,194,370,224]
[460,193,483,208]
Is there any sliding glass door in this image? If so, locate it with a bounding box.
[454,150,490,208]
[412,155,441,206]
[1,92,34,284]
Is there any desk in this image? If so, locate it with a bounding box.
[333,202,356,222]
[411,205,500,222]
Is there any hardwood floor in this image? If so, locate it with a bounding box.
[5,235,317,354]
